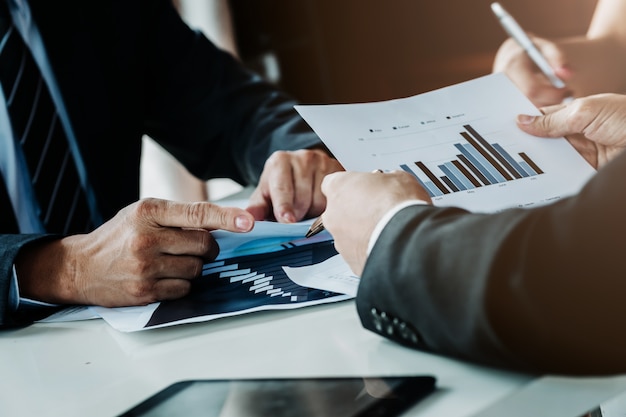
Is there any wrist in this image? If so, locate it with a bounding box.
[15,236,81,305]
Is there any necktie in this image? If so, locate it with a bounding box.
[0,3,94,234]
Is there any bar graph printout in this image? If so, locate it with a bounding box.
[90,222,353,332]
[295,73,596,213]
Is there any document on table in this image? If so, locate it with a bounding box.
[89,221,355,332]
[296,73,596,213]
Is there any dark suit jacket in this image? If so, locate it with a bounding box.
[0,0,320,327]
[356,148,626,375]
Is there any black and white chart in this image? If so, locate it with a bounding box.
[91,222,353,332]
[296,73,596,213]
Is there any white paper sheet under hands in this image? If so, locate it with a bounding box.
[295,73,596,213]
[90,221,355,332]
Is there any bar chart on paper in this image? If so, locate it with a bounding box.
[296,73,596,213]
[399,123,544,197]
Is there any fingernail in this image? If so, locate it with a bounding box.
[556,65,573,79]
[281,211,297,223]
[235,215,252,231]
[517,114,535,125]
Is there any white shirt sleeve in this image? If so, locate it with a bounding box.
[10,265,59,311]
[366,200,431,255]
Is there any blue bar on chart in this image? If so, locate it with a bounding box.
[492,143,530,177]
[415,162,450,194]
[460,131,513,181]
[456,154,489,186]
[400,164,442,197]
[455,143,502,184]
[519,161,537,176]
[519,152,544,174]
[451,160,482,188]
[398,124,544,196]
[439,162,469,190]
[464,124,522,180]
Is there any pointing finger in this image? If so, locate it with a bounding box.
[133,199,255,233]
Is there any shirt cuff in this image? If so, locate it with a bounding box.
[8,265,19,312]
[10,264,59,311]
[366,200,430,255]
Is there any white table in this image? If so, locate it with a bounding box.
[4,186,626,416]
[3,298,626,417]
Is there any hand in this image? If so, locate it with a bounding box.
[493,35,573,107]
[517,93,626,169]
[321,171,431,276]
[246,149,344,223]
[15,199,255,307]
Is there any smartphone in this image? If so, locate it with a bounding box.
[119,375,436,417]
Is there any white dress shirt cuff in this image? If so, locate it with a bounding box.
[367,200,430,255]
[10,264,59,311]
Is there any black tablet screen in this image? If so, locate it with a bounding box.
[120,376,436,417]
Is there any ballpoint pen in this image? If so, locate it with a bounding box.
[305,216,325,238]
[491,2,566,89]
[305,169,384,238]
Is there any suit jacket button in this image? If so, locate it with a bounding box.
[399,322,421,345]
[371,308,383,332]
[379,312,394,336]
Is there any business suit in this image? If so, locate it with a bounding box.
[0,0,320,327]
[356,149,626,375]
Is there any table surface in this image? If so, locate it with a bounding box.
[3,190,626,416]
[3,299,626,417]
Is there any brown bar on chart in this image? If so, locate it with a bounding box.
[452,160,481,187]
[460,131,513,181]
[415,161,450,194]
[519,152,544,174]
[457,154,491,186]
[463,124,523,180]
[440,176,459,192]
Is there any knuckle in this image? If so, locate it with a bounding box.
[565,99,591,132]
[213,208,231,228]
[133,258,152,277]
[265,150,290,167]
[197,230,213,253]
[126,280,153,301]
[190,258,204,277]
[128,232,156,255]
[184,202,209,226]
[132,198,160,220]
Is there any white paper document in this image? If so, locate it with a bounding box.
[296,73,596,213]
[284,255,360,297]
[91,221,354,332]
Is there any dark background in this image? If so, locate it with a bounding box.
[228,0,598,104]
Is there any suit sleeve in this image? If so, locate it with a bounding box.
[141,0,321,186]
[356,152,626,375]
[0,234,60,328]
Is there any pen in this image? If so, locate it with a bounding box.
[305,169,384,238]
[490,2,566,89]
[305,216,325,238]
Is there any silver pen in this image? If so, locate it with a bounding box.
[491,2,566,89]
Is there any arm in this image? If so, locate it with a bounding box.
[143,0,341,221]
[0,199,255,329]
[0,234,56,327]
[356,160,626,375]
[323,94,626,374]
[493,0,626,106]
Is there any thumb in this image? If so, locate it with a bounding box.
[516,106,571,138]
[320,171,343,198]
[143,199,254,233]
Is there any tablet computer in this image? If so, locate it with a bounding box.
[119,375,436,417]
